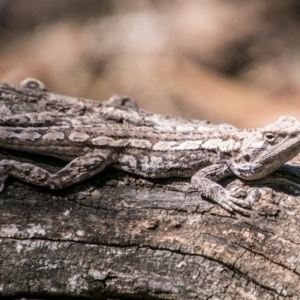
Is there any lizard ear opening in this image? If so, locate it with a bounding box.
[219,151,233,160]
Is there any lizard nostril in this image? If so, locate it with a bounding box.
[243,154,251,162]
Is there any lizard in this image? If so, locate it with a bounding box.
[1,79,300,215]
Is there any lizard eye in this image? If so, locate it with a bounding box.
[264,132,277,143]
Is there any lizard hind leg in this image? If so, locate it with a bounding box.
[0,149,116,190]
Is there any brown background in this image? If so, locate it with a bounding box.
[1,0,300,126]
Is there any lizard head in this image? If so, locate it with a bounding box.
[229,116,300,180]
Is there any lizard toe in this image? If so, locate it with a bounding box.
[228,195,252,209]
[229,186,247,199]
[213,196,250,216]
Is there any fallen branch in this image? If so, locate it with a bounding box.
[0,79,300,299]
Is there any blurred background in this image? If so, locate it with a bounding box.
[1,0,300,126]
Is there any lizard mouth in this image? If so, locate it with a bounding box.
[232,163,266,180]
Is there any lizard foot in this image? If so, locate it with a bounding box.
[229,187,261,206]
[211,189,252,216]
[214,188,262,216]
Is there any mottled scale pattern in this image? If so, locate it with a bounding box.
[1,90,300,216]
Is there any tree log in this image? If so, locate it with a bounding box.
[1,80,300,300]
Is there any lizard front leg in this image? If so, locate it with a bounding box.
[191,163,251,215]
[0,149,116,190]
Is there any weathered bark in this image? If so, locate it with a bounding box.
[1,81,300,300]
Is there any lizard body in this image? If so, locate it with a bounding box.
[1,79,300,215]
